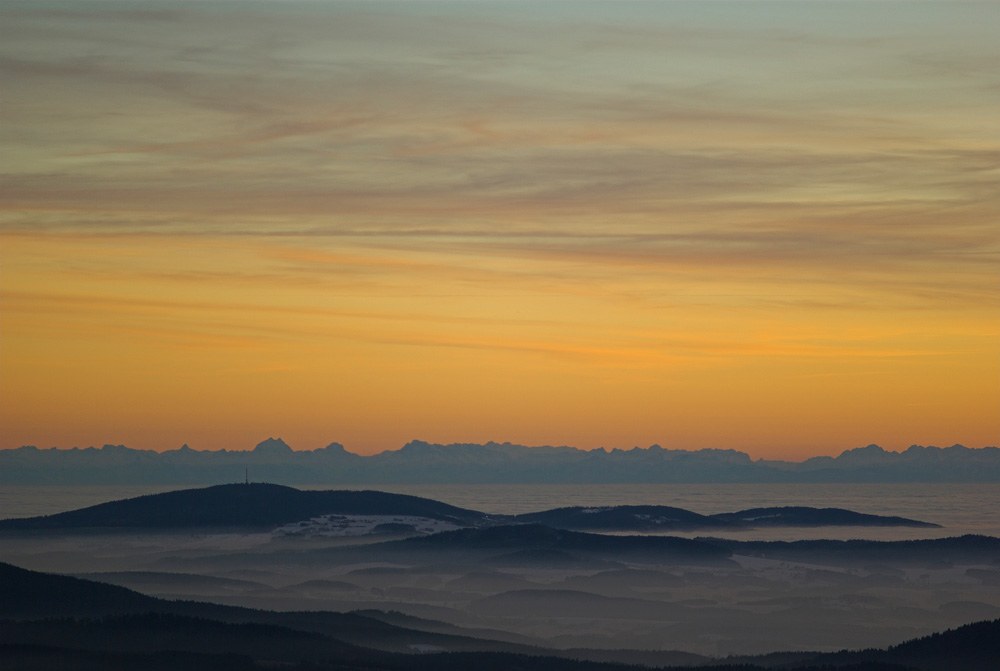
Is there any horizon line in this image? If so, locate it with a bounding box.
[4,438,996,464]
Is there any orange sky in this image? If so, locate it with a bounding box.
[1,2,998,459]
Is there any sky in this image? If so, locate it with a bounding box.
[1,1,998,459]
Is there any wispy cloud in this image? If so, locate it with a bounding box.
[2,2,997,455]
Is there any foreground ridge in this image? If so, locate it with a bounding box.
[1,562,998,671]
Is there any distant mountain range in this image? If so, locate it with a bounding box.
[2,438,998,484]
[0,483,938,532]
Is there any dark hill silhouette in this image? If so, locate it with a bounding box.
[379,523,734,564]
[0,562,693,670]
[0,562,686,661]
[0,484,941,533]
[302,528,1000,574]
[71,571,269,594]
[0,562,543,657]
[2,562,998,671]
[0,614,372,667]
[710,534,1000,565]
[877,618,1000,670]
[711,506,940,528]
[716,618,1000,671]
[514,505,739,531]
[0,483,487,530]
[0,645,258,671]
[0,561,160,618]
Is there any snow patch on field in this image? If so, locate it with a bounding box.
[635,514,680,524]
[273,514,460,537]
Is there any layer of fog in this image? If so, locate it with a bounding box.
[3,526,999,657]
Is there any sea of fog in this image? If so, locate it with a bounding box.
[2,482,998,541]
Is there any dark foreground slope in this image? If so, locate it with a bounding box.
[0,483,488,530]
[0,562,702,665]
[715,618,1000,671]
[0,561,535,652]
[2,562,998,671]
[0,562,683,670]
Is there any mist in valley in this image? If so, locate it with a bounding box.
[4,512,999,658]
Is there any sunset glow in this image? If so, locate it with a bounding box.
[2,2,997,458]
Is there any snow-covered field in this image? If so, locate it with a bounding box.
[273,514,461,538]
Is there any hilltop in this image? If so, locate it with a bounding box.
[711,506,941,528]
[0,484,937,532]
[0,483,488,531]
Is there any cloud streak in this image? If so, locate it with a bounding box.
[1,2,997,456]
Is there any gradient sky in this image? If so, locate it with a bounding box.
[2,2,998,459]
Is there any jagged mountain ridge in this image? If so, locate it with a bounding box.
[2,438,998,484]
